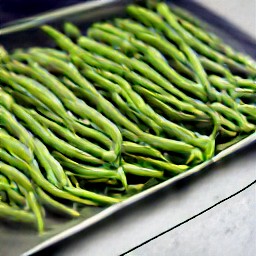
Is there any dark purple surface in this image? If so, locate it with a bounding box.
[0,0,85,25]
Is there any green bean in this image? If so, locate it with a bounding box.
[237,105,256,122]
[41,25,124,74]
[25,52,122,159]
[20,51,120,95]
[168,59,195,79]
[41,25,208,115]
[65,172,114,184]
[0,129,33,163]
[109,92,162,135]
[122,163,164,178]
[120,128,139,142]
[218,115,240,132]
[0,182,26,207]
[94,70,162,134]
[135,88,200,122]
[8,79,108,132]
[140,133,203,162]
[122,141,167,161]
[63,99,122,162]
[63,22,82,40]
[156,3,256,75]
[106,92,141,123]
[131,110,162,136]
[26,191,44,234]
[125,154,188,175]
[67,174,80,188]
[77,56,210,152]
[0,205,36,224]
[0,173,11,184]
[199,57,234,81]
[115,20,212,101]
[212,88,236,108]
[8,56,206,162]
[211,102,255,132]
[52,151,127,187]
[178,42,215,101]
[126,75,206,117]
[93,22,132,39]
[233,76,256,90]
[88,27,207,100]
[78,35,207,101]
[76,36,212,128]
[2,87,36,108]
[2,83,51,111]
[0,104,68,188]
[36,187,80,217]
[0,150,98,206]
[115,18,154,34]
[29,47,69,62]
[0,105,34,150]
[210,75,256,92]
[114,19,187,63]
[0,161,44,232]
[177,18,218,45]
[29,110,116,162]
[64,186,121,205]
[96,90,145,132]
[126,5,251,75]
[6,60,77,103]
[219,127,237,138]
[37,107,112,149]
[81,66,122,93]
[114,20,197,80]
[0,201,9,207]
[4,101,103,165]
[62,70,202,160]
[0,45,9,63]
[208,75,235,91]
[208,75,256,102]
[0,162,33,192]
[171,5,205,28]
[0,68,74,130]
[61,76,140,134]
[230,89,256,100]
[72,121,112,149]
[33,138,67,188]
[216,134,248,152]
[88,26,136,55]
[0,148,31,178]
[130,70,250,135]
[133,85,209,121]
[178,17,256,70]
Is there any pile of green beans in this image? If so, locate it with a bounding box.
[0,1,255,232]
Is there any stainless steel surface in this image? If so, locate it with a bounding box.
[0,0,119,35]
[0,1,255,255]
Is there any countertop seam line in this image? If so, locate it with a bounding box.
[120,180,256,256]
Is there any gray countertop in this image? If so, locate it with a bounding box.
[194,0,256,40]
[127,183,256,256]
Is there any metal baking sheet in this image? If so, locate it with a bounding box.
[0,1,255,255]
